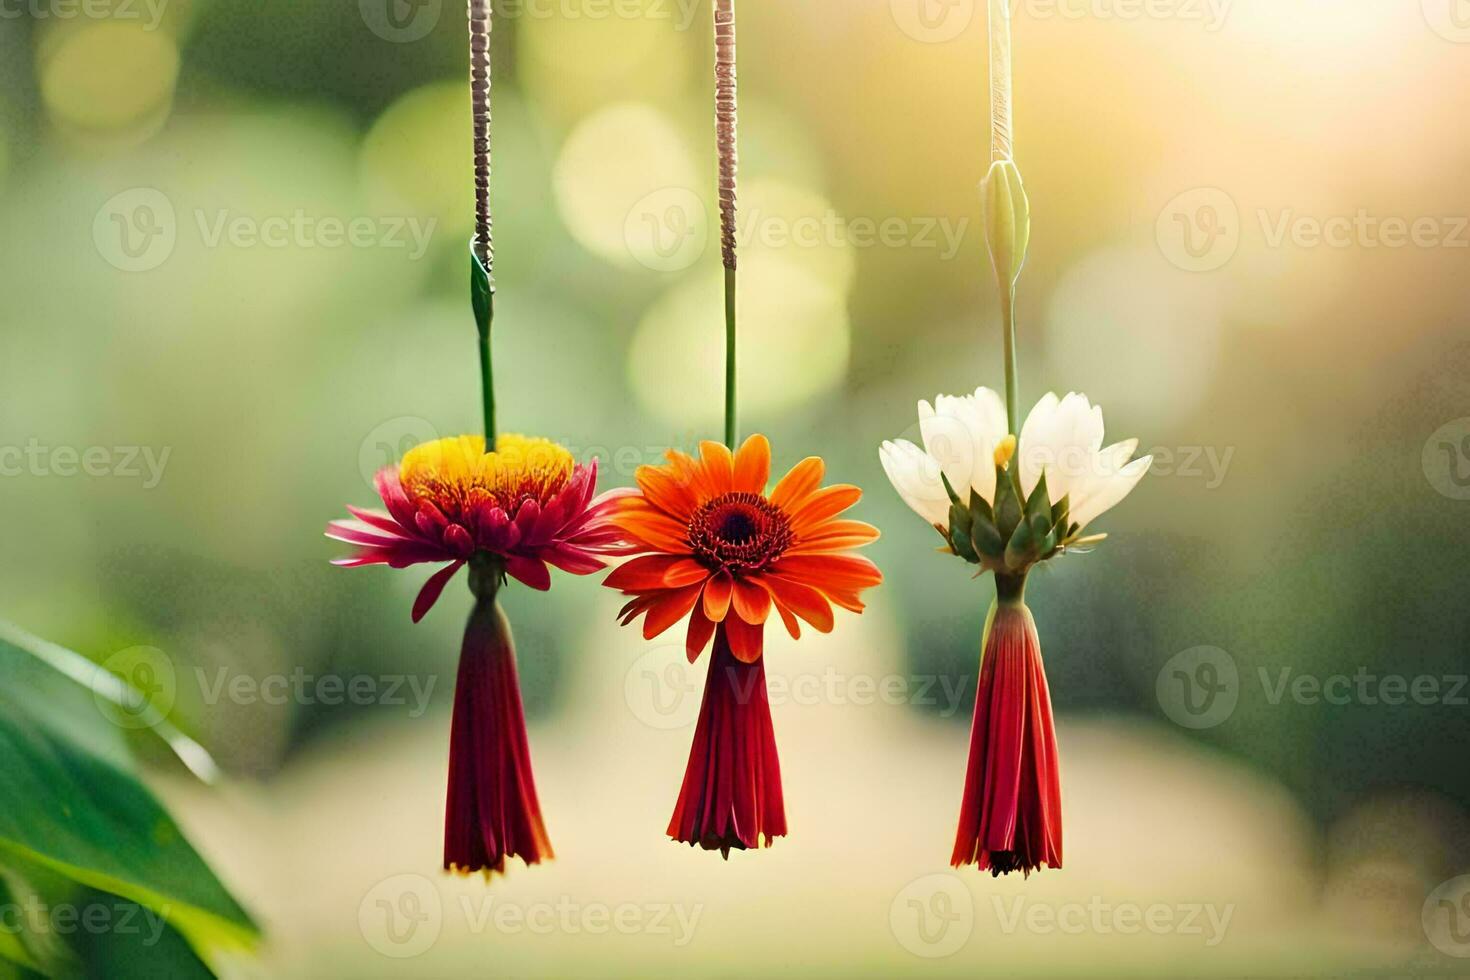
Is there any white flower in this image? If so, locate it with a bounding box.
[1016,392,1151,532]
[880,387,1009,528]
[881,388,1151,535]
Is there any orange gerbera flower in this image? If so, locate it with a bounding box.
[606,434,883,664]
[603,433,882,856]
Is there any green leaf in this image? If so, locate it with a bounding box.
[0,621,216,783]
[470,244,493,339]
[981,158,1031,287]
[0,627,258,973]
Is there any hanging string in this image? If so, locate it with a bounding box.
[470,0,494,278]
[714,0,739,271]
[468,0,496,441]
[989,0,1013,163]
[987,0,1020,433]
[714,0,738,446]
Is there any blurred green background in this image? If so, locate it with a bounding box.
[2,0,1470,975]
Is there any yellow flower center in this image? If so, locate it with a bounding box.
[399,435,574,518]
[994,434,1018,470]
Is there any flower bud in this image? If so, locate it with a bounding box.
[981,159,1031,289]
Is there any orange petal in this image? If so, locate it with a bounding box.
[769,456,824,510]
[612,510,691,554]
[824,589,867,614]
[606,554,687,592]
[665,449,715,504]
[732,433,771,494]
[731,575,772,625]
[773,599,801,640]
[787,520,881,555]
[642,583,703,640]
[760,575,834,633]
[724,615,765,663]
[789,484,863,531]
[698,441,735,494]
[635,464,699,521]
[664,559,712,588]
[619,593,658,625]
[702,570,733,622]
[686,606,717,662]
[772,553,883,592]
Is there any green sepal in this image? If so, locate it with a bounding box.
[1005,514,1037,571]
[470,244,494,340]
[948,502,980,563]
[1025,472,1052,530]
[1051,493,1071,534]
[993,465,1023,540]
[940,472,964,507]
[967,491,1005,559]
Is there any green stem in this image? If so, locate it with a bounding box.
[479,296,496,444]
[995,570,1028,604]
[724,266,737,446]
[1000,284,1019,435]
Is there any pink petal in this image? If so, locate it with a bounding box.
[412,560,466,623]
[540,543,606,576]
[325,520,412,549]
[444,523,475,557]
[504,555,552,591]
[374,468,419,530]
[346,505,411,536]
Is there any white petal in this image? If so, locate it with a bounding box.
[1019,391,1108,505]
[880,440,950,528]
[911,393,993,505]
[1017,391,1058,496]
[966,387,1009,503]
[1071,455,1153,531]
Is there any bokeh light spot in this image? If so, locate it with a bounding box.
[553,102,702,269]
[629,253,851,427]
[39,22,179,141]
